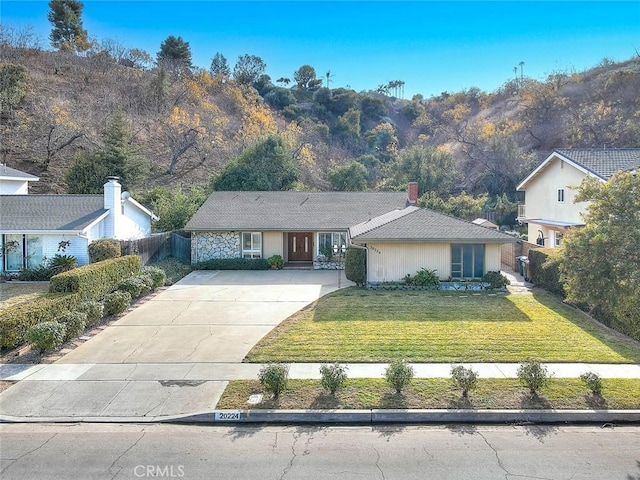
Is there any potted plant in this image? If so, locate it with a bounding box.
[267,254,284,269]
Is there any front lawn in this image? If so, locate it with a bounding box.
[246,289,640,363]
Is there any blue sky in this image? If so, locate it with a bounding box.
[3,1,639,98]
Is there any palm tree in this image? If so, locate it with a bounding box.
[326,70,332,88]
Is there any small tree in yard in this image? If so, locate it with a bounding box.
[580,372,603,396]
[258,363,289,399]
[385,359,414,394]
[320,363,348,395]
[450,365,479,398]
[517,359,550,395]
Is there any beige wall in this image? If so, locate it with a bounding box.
[523,156,592,244]
[366,242,504,283]
[263,231,284,258]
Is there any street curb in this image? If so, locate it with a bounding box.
[2,409,640,425]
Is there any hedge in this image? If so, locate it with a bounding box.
[0,293,81,349]
[345,247,366,287]
[194,258,270,270]
[527,248,565,296]
[88,239,122,263]
[49,255,141,301]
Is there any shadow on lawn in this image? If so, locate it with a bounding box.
[531,290,640,362]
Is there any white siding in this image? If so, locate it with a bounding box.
[42,235,90,266]
[120,202,152,239]
[0,179,29,194]
[366,242,504,283]
[485,244,502,272]
[367,242,451,283]
[263,231,284,258]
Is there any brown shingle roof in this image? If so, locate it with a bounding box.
[184,191,409,231]
[350,208,517,243]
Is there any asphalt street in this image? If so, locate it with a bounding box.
[1,423,639,480]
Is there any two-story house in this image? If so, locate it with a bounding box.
[516,148,640,247]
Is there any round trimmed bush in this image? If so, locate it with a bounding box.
[88,239,121,263]
[26,321,66,353]
[104,291,132,315]
[137,273,155,295]
[57,311,87,341]
[76,300,104,326]
[117,276,145,298]
[141,266,166,288]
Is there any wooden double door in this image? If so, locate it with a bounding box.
[288,232,313,262]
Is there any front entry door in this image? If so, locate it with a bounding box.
[288,232,313,262]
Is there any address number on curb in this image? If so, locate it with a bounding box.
[215,412,242,421]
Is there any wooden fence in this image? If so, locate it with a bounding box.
[120,231,191,265]
[501,240,539,271]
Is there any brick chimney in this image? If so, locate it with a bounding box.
[103,176,122,238]
[407,181,418,206]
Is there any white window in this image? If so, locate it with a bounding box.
[554,231,563,247]
[557,188,565,203]
[26,235,44,269]
[318,232,347,258]
[241,232,262,258]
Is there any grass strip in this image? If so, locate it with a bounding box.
[217,378,640,410]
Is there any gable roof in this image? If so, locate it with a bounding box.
[517,148,640,190]
[0,165,39,182]
[0,195,107,233]
[349,208,517,243]
[184,191,409,231]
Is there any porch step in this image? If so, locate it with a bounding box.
[283,262,313,270]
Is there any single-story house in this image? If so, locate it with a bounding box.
[0,176,157,272]
[184,182,517,283]
[0,164,39,194]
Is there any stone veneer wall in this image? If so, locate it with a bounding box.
[313,260,344,270]
[192,231,240,263]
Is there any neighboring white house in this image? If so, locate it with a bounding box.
[516,148,640,248]
[0,175,158,272]
[184,182,516,283]
[0,164,39,194]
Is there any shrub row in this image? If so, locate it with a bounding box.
[527,248,564,296]
[0,293,81,349]
[49,255,141,301]
[256,360,605,401]
[194,258,269,270]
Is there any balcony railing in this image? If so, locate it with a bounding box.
[517,204,526,220]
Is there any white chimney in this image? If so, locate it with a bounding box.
[103,176,122,238]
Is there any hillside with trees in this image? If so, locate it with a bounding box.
[1,7,639,228]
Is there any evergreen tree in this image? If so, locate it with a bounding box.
[157,35,192,74]
[210,52,230,77]
[65,111,146,193]
[47,0,90,53]
[212,135,298,191]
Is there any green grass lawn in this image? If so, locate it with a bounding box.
[217,378,640,410]
[246,288,640,363]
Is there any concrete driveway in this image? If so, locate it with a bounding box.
[0,270,351,418]
[59,269,349,364]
